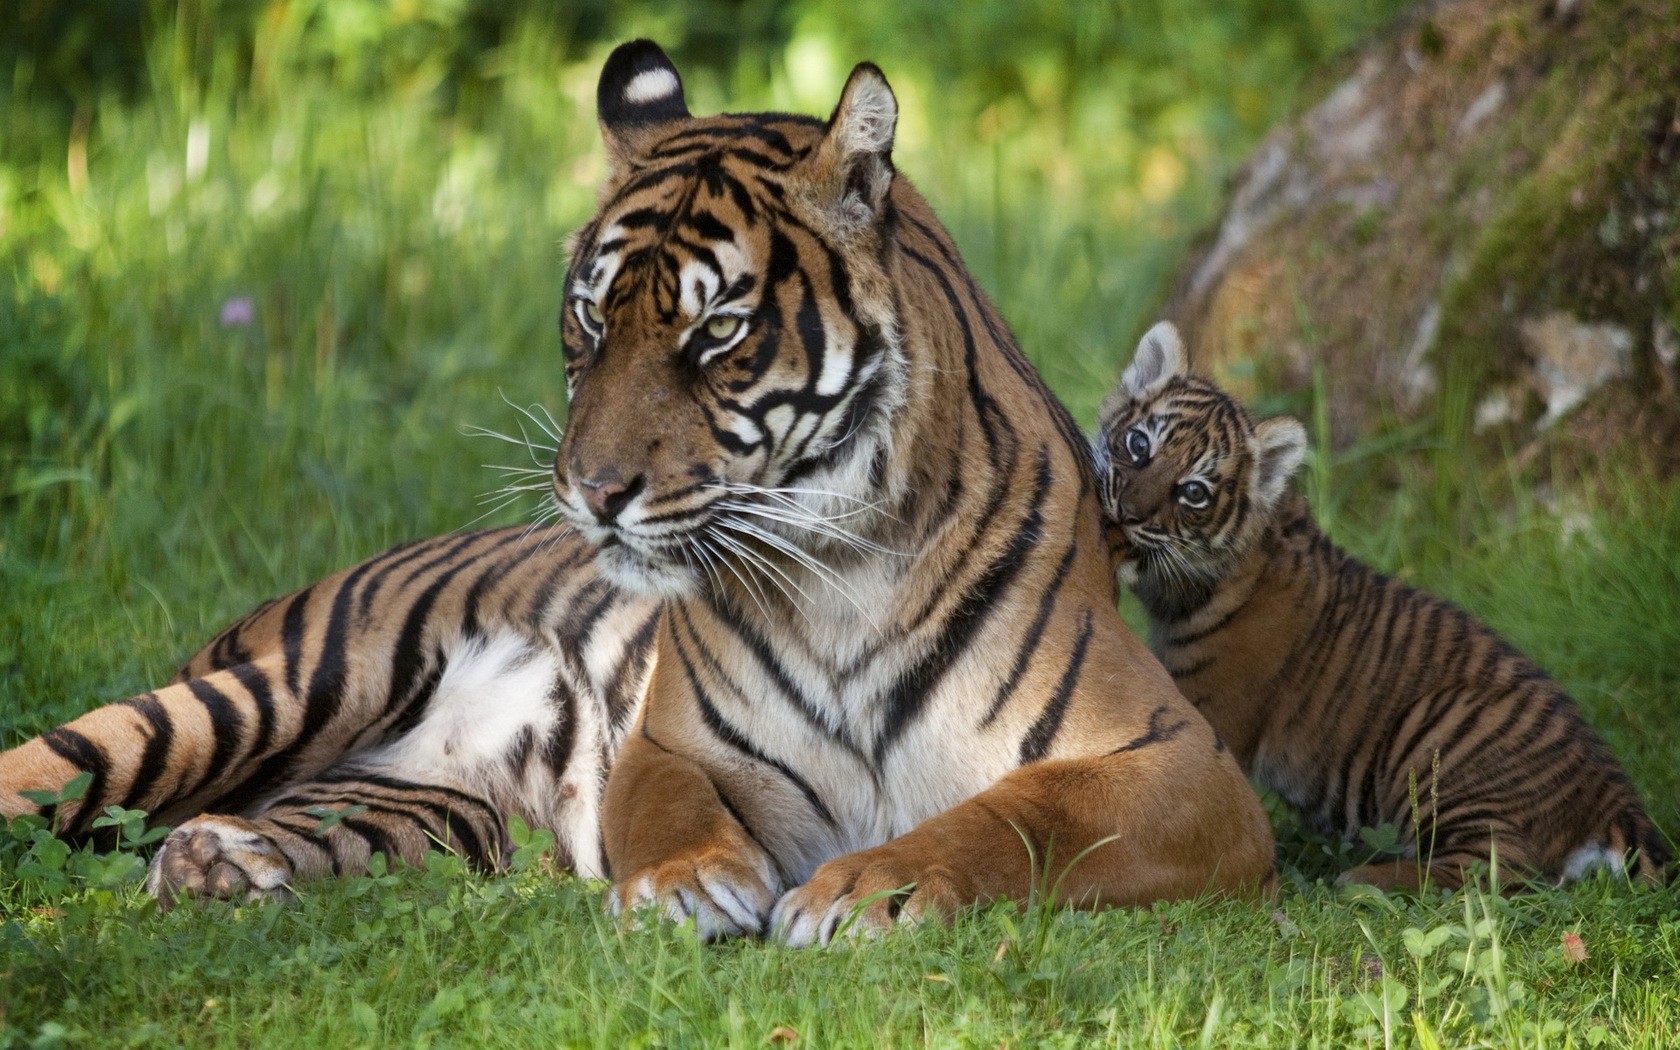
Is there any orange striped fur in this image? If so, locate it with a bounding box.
[1,529,658,905]
[1095,323,1670,890]
[559,44,1272,943]
[2,50,1277,929]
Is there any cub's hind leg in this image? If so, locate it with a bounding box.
[1340,824,1541,893]
[147,767,506,908]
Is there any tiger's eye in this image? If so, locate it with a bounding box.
[1124,426,1151,465]
[1178,480,1211,509]
[579,300,605,329]
[704,315,743,341]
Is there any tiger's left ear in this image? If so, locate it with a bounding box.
[597,40,691,174]
[811,63,898,234]
[1253,417,1307,507]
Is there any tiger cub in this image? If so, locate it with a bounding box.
[1094,322,1670,890]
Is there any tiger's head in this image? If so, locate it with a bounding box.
[551,41,907,597]
[1095,323,1307,609]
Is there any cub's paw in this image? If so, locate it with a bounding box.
[146,815,296,910]
[608,845,779,941]
[771,847,969,947]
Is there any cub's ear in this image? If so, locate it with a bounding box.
[809,63,898,234]
[1253,417,1308,507]
[597,40,690,173]
[1119,322,1187,402]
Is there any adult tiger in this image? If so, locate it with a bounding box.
[0,42,1274,935]
[561,42,1271,944]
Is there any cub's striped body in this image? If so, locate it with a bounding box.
[1095,323,1670,889]
[0,528,658,903]
[558,44,1272,944]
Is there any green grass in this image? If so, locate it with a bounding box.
[5,3,1679,1047]
[5,854,1680,1047]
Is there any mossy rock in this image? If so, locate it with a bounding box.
[1162,0,1680,479]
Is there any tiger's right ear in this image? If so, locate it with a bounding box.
[597,40,691,174]
[809,63,898,236]
[1253,417,1308,507]
[1118,322,1188,402]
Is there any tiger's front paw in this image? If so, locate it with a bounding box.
[608,844,779,941]
[770,846,971,947]
[146,815,296,910]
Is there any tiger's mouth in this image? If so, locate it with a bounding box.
[551,442,889,603]
[1118,528,1229,595]
[592,539,699,598]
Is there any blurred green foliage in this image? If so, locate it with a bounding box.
[0,0,1407,593]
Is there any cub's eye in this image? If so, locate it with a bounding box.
[1177,480,1212,509]
[704,315,743,342]
[1124,426,1151,466]
[575,299,605,334]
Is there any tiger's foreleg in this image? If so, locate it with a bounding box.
[602,729,780,940]
[147,766,507,908]
[771,742,1275,946]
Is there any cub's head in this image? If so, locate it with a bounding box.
[552,41,906,596]
[1095,323,1307,602]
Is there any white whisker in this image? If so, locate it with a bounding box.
[708,530,816,628]
[713,499,904,558]
[699,535,777,624]
[497,390,566,447]
[717,518,878,632]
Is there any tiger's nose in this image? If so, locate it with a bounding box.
[579,469,642,523]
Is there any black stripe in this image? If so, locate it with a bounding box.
[872,447,1052,763]
[606,611,661,733]
[980,537,1078,727]
[116,694,174,812]
[671,615,838,828]
[305,770,500,818]
[1018,611,1096,764]
[355,534,453,620]
[1108,705,1193,756]
[279,585,315,700]
[700,600,870,763]
[38,728,110,833]
[183,677,247,797]
[337,815,399,867]
[382,534,520,724]
[541,674,580,779]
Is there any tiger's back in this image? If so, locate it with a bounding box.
[1097,323,1669,889]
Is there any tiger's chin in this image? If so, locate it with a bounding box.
[594,544,700,599]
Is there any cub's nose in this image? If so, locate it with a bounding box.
[578,468,642,523]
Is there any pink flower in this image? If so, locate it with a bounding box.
[1561,932,1589,965]
[220,296,255,327]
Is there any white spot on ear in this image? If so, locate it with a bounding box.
[625,68,680,105]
